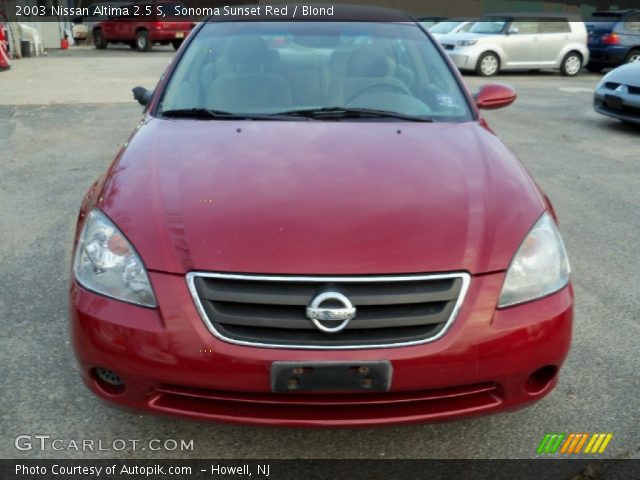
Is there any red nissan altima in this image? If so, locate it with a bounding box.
[70,8,573,427]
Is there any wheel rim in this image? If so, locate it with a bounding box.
[137,36,145,49]
[628,53,640,63]
[480,55,498,76]
[565,55,581,75]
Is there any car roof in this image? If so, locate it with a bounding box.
[205,4,414,23]
[591,10,638,15]
[484,12,583,21]
[443,18,477,22]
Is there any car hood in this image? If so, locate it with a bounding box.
[442,32,497,43]
[600,63,640,88]
[99,118,545,275]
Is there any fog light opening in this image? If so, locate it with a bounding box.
[524,365,557,394]
[92,367,125,395]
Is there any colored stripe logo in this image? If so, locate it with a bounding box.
[537,433,613,454]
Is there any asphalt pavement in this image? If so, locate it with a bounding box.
[0,47,638,460]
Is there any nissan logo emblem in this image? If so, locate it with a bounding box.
[306,291,356,333]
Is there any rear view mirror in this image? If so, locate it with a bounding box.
[507,27,519,35]
[475,83,517,110]
[132,86,153,106]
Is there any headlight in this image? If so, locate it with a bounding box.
[73,209,157,307]
[457,40,478,46]
[498,212,570,308]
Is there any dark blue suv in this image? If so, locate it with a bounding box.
[586,10,640,72]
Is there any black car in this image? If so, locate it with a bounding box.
[586,10,640,72]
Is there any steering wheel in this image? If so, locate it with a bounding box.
[346,83,412,105]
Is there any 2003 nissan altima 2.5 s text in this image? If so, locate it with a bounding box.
[70,7,573,427]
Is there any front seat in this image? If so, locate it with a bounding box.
[327,46,410,106]
[206,36,292,112]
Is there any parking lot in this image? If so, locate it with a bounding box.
[1,45,638,460]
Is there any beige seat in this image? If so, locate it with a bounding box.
[205,36,292,112]
[327,46,410,106]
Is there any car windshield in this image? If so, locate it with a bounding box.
[429,21,463,34]
[158,21,472,121]
[470,20,507,34]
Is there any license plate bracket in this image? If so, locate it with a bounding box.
[605,94,623,110]
[271,361,392,392]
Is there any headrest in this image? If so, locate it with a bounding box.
[225,36,277,73]
[346,46,390,77]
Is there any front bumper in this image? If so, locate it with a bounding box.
[148,30,188,42]
[443,46,482,71]
[594,88,640,124]
[70,270,573,427]
[588,45,629,66]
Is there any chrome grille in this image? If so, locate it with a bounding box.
[187,273,470,349]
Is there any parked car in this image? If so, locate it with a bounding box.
[92,0,193,51]
[71,22,89,43]
[586,10,640,72]
[441,13,589,76]
[70,7,573,427]
[593,62,640,125]
[418,16,448,29]
[428,19,476,40]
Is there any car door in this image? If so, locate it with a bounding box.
[502,19,540,67]
[537,20,573,65]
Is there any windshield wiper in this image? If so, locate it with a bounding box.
[160,108,286,120]
[273,107,434,122]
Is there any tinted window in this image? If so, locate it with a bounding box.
[470,19,508,34]
[511,20,539,34]
[460,22,474,32]
[159,22,472,121]
[429,21,462,34]
[623,13,640,32]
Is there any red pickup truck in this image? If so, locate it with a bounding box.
[92,1,193,51]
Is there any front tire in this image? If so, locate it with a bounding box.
[172,39,183,51]
[93,29,107,50]
[625,49,640,64]
[135,30,152,52]
[476,52,500,77]
[560,52,582,76]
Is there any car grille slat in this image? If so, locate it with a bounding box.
[188,273,469,349]
[195,277,461,306]
[209,301,453,330]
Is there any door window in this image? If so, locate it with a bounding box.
[511,21,539,35]
[539,21,571,34]
[623,14,640,32]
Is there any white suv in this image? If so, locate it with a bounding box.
[441,14,590,76]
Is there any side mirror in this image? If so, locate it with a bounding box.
[132,86,153,106]
[507,27,519,35]
[474,83,517,110]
